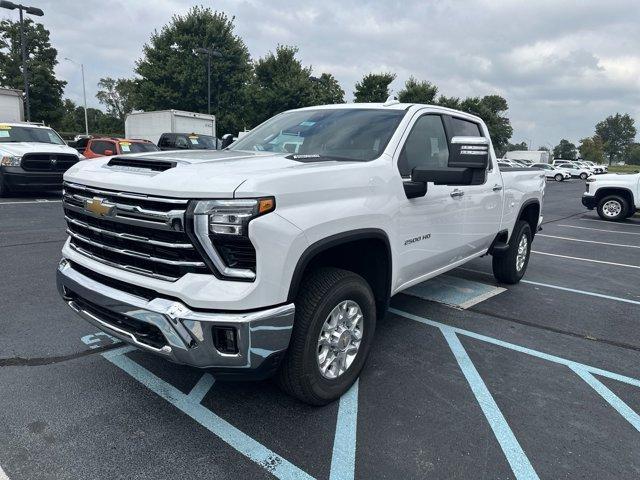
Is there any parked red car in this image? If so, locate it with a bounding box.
[80,137,159,158]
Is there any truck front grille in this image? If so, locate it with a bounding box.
[22,153,78,172]
[62,182,210,281]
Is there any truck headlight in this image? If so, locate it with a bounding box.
[0,155,21,166]
[193,198,275,236]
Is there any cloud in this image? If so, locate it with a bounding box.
[1,0,638,146]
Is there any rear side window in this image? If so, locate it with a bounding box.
[91,141,115,155]
[450,117,482,137]
[398,115,449,177]
[159,135,174,148]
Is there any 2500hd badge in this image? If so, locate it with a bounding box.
[404,234,431,246]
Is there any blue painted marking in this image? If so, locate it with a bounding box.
[390,308,640,389]
[441,328,540,480]
[404,274,504,308]
[330,380,359,480]
[570,367,640,433]
[188,373,215,404]
[80,332,120,349]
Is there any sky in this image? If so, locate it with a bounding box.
[2,0,639,147]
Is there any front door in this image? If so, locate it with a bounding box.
[393,113,470,291]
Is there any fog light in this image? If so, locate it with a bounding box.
[212,326,238,354]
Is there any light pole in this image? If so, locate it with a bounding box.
[194,47,222,115]
[0,1,44,123]
[64,57,88,135]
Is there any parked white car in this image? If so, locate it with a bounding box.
[581,160,608,174]
[554,161,592,180]
[57,103,545,404]
[583,172,640,221]
[532,163,571,181]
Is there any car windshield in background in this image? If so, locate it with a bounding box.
[0,125,65,145]
[120,142,159,154]
[187,135,217,149]
[230,108,407,161]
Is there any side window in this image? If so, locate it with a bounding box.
[91,141,114,155]
[398,115,449,177]
[450,117,482,137]
[175,135,189,149]
[159,134,175,148]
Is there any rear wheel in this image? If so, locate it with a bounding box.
[597,195,628,221]
[277,267,376,405]
[492,220,532,284]
[554,174,563,182]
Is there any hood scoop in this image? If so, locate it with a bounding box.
[107,156,177,172]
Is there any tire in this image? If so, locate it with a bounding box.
[492,220,532,284]
[554,174,563,182]
[580,172,588,180]
[276,267,376,405]
[597,195,628,221]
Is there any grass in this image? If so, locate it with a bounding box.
[608,164,640,173]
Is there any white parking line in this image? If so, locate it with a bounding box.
[0,466,9,480]
[580,218,640,228]
[0,199,61,205]
[531,251,640,269]
[537,234,640,249]
[558,225,640,236]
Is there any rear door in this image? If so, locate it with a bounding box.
[445,116,502,254]
[393,113,469,290]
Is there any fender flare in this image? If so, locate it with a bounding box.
[514,198,541,236]
[286,228,392,307]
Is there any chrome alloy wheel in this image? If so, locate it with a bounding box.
[602,200,622,218]
[316,300,364,379]
[515,235,528,272]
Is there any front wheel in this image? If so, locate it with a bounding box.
[580,172,588,180]
[276,267,376,405]
[554,174,563,182]
[597,195,628,221]
[492,220,532,284]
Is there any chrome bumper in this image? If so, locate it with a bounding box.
[56,259,295,371]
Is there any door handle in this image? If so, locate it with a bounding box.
[450,189,464,198]
[492,184,503,191]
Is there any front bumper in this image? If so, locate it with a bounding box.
[582,194,597,209]
[56,259,295,376]
[1,166,64,189]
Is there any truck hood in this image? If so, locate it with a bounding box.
[64,149,365,198]
[0,142,80,157]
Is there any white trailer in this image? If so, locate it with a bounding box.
[504,150,551,164]
[124,110,216,145]
[0,88,24,122]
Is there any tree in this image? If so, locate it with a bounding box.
[134,7,252,135]
[538,146,550,152]
[310,73,344,105]
[397,77,438,104]
[595,113,636,164]
[353,72,396,103]
[96,77,137,121]
[455,95,513,156]
[578,135,605,163]
[248,45,316,125]
[627,144,640,166]
[0,18,66,126]
[506,142,529,152]
[553,139,577,160]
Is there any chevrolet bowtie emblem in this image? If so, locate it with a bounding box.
[84,197,115,217]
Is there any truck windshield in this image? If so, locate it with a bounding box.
[120,142,159,154]
[0,125,65,145]
[187,134,217,150]
[230,108,407,161]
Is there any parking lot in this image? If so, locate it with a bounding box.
[1,179,639,479]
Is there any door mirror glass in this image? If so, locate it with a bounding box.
[449,136,489,169]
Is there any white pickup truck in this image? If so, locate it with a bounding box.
[57,103,545,404]
[583,172,640,221]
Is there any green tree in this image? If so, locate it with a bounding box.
[506,142,529,152]
[456,95,513,156]
[538,145,550,152]
[353,72,396,103]
[436,95,461,110]
[578,135,605,163]
[310,73,344,105]
[553,139,577,160]
[249,45,316,125]
[134,6,252,135]
[397,77,438,104]
[0,18,66,126]
[595,113,636,164]
[96,77,138,121]
[626,143,640,166]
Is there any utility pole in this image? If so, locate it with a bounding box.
[0,1,44,122]
[65,57,88,135]
[194,47,222,115]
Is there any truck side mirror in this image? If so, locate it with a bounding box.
[221,134,234,149]
[449,136,489,169]
[412,167,473,185]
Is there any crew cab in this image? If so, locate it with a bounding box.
[80,137,159,159]
[0,123,83,196]
[582,172,640,221]
[56,103,545,405]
